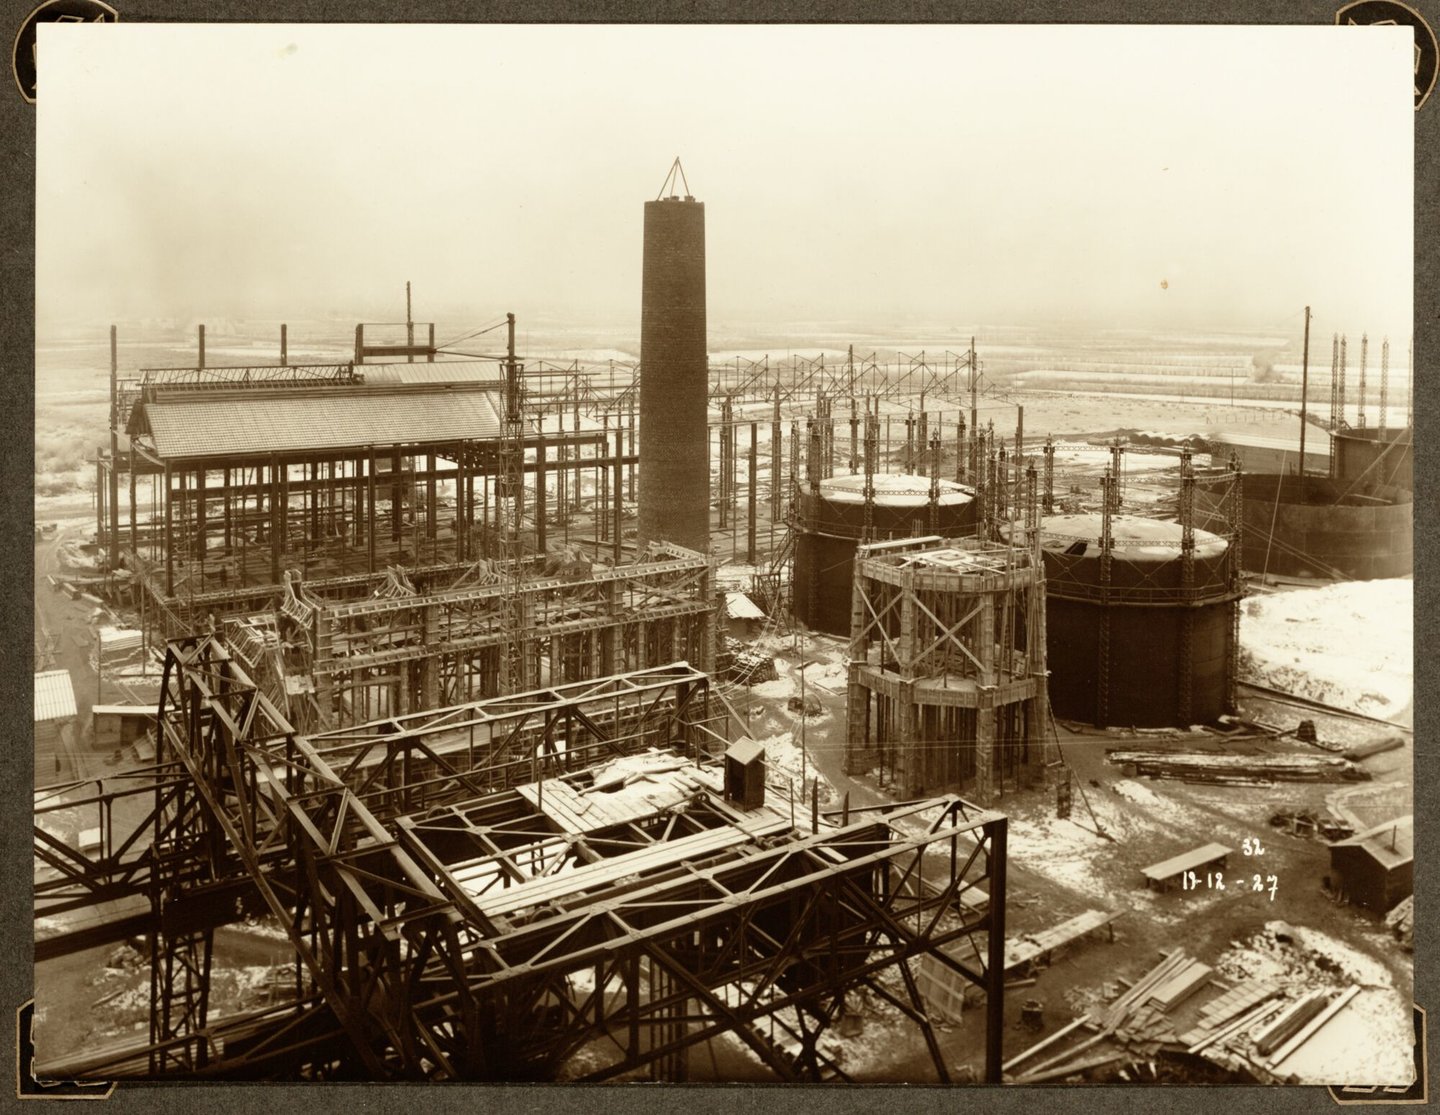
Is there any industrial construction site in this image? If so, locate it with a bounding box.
[28,161,1416,1089]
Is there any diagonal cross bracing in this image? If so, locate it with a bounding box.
[38,634,1007,1082]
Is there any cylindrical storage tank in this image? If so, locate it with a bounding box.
[1035,513,1238,728]
[1196,474,1411,581]
[638,195,709,553]
[793,473,977,635]
[1331,427,1413,492]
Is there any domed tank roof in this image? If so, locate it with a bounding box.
[819,472,974,509]
[1037,513,1229,561]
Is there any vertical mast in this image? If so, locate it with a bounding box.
[1298,306,1310,482]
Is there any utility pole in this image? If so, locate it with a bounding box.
[1299,306,1310,484]
[406,281,414,363]
[499,313,527,692]
[969,336,979,480]
[796,657,816,798]
[108,325,119,571]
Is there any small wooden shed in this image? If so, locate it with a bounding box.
[92,705,158,750]
[1329,815,1413,913]
[724,737,766,810]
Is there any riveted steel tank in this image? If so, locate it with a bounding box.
[793,473,977,635]
[1035,513,1239,728]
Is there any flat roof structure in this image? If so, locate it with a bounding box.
[357,361,499,387]
[33,670,77,723]
[128,383,505,462]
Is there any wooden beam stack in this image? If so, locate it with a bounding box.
[1254,991,1330,1056]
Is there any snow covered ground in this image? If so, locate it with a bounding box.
[1213,922,1413,1086]
[1239,579,1412,720]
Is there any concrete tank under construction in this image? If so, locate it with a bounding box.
[793,473,977,635]
[1331,426,1413,492]
[637,183,709,553]
[1196,475,1411,581]
[1036,513,1240,729]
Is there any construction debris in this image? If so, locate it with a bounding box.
[717,637,778,684]
[1003,1014,1092,1073]
[1010,950,1199,1083]
[1107,748,1371,784]
[1384,895,1414,950]
[1269,808,1352,840]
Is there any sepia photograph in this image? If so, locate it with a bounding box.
[27,21,1417,1091]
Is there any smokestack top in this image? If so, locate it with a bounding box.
[655,157,695,202]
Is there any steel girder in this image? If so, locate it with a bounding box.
[39,635,1007,1082]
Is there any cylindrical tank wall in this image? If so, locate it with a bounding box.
[1035,514,1236,728]
[1196,475,1412,580]
[793,479,977,635]
[637,197,709,553]
[1331,427,1413,493]
[793,530,860,637]
[1046,596,1232,727]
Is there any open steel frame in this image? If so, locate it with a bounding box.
[34,636,1008,1083]
[259,541,715,732]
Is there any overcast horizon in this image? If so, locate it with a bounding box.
[36,24,1415,343]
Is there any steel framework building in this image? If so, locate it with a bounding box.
[239,540,717,732]
[34,635,1009,1083]
[98,367,630,643]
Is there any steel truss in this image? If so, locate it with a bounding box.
[35,637,1008,1082]
[268,542,713,731]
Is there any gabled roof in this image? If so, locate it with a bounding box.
[34,670,76,723]
[1332,815,1413,869]
[725,592,765,620]
[725,737,765,765]
[128,384,503,461]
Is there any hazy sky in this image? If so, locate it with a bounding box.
[37,24,1414,338]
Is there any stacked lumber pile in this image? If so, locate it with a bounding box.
[1254,991,1329,1056]
[1179,979,1281,1051]
[94,625,144,674]
[1147,959,1212,1011]
[1006,950,1199,1083]
[717,638,779,685]
[1107,749,1370,784]
[1257,987,1361,1071]
[1342,734,1406,761]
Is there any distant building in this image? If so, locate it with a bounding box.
[1208,431,1330,476]
[1328,815,1413,913]
[33,670,76,782]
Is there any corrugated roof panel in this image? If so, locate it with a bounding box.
[357,361,501,386]
[140,386,503,460]
[34,670,77,723]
